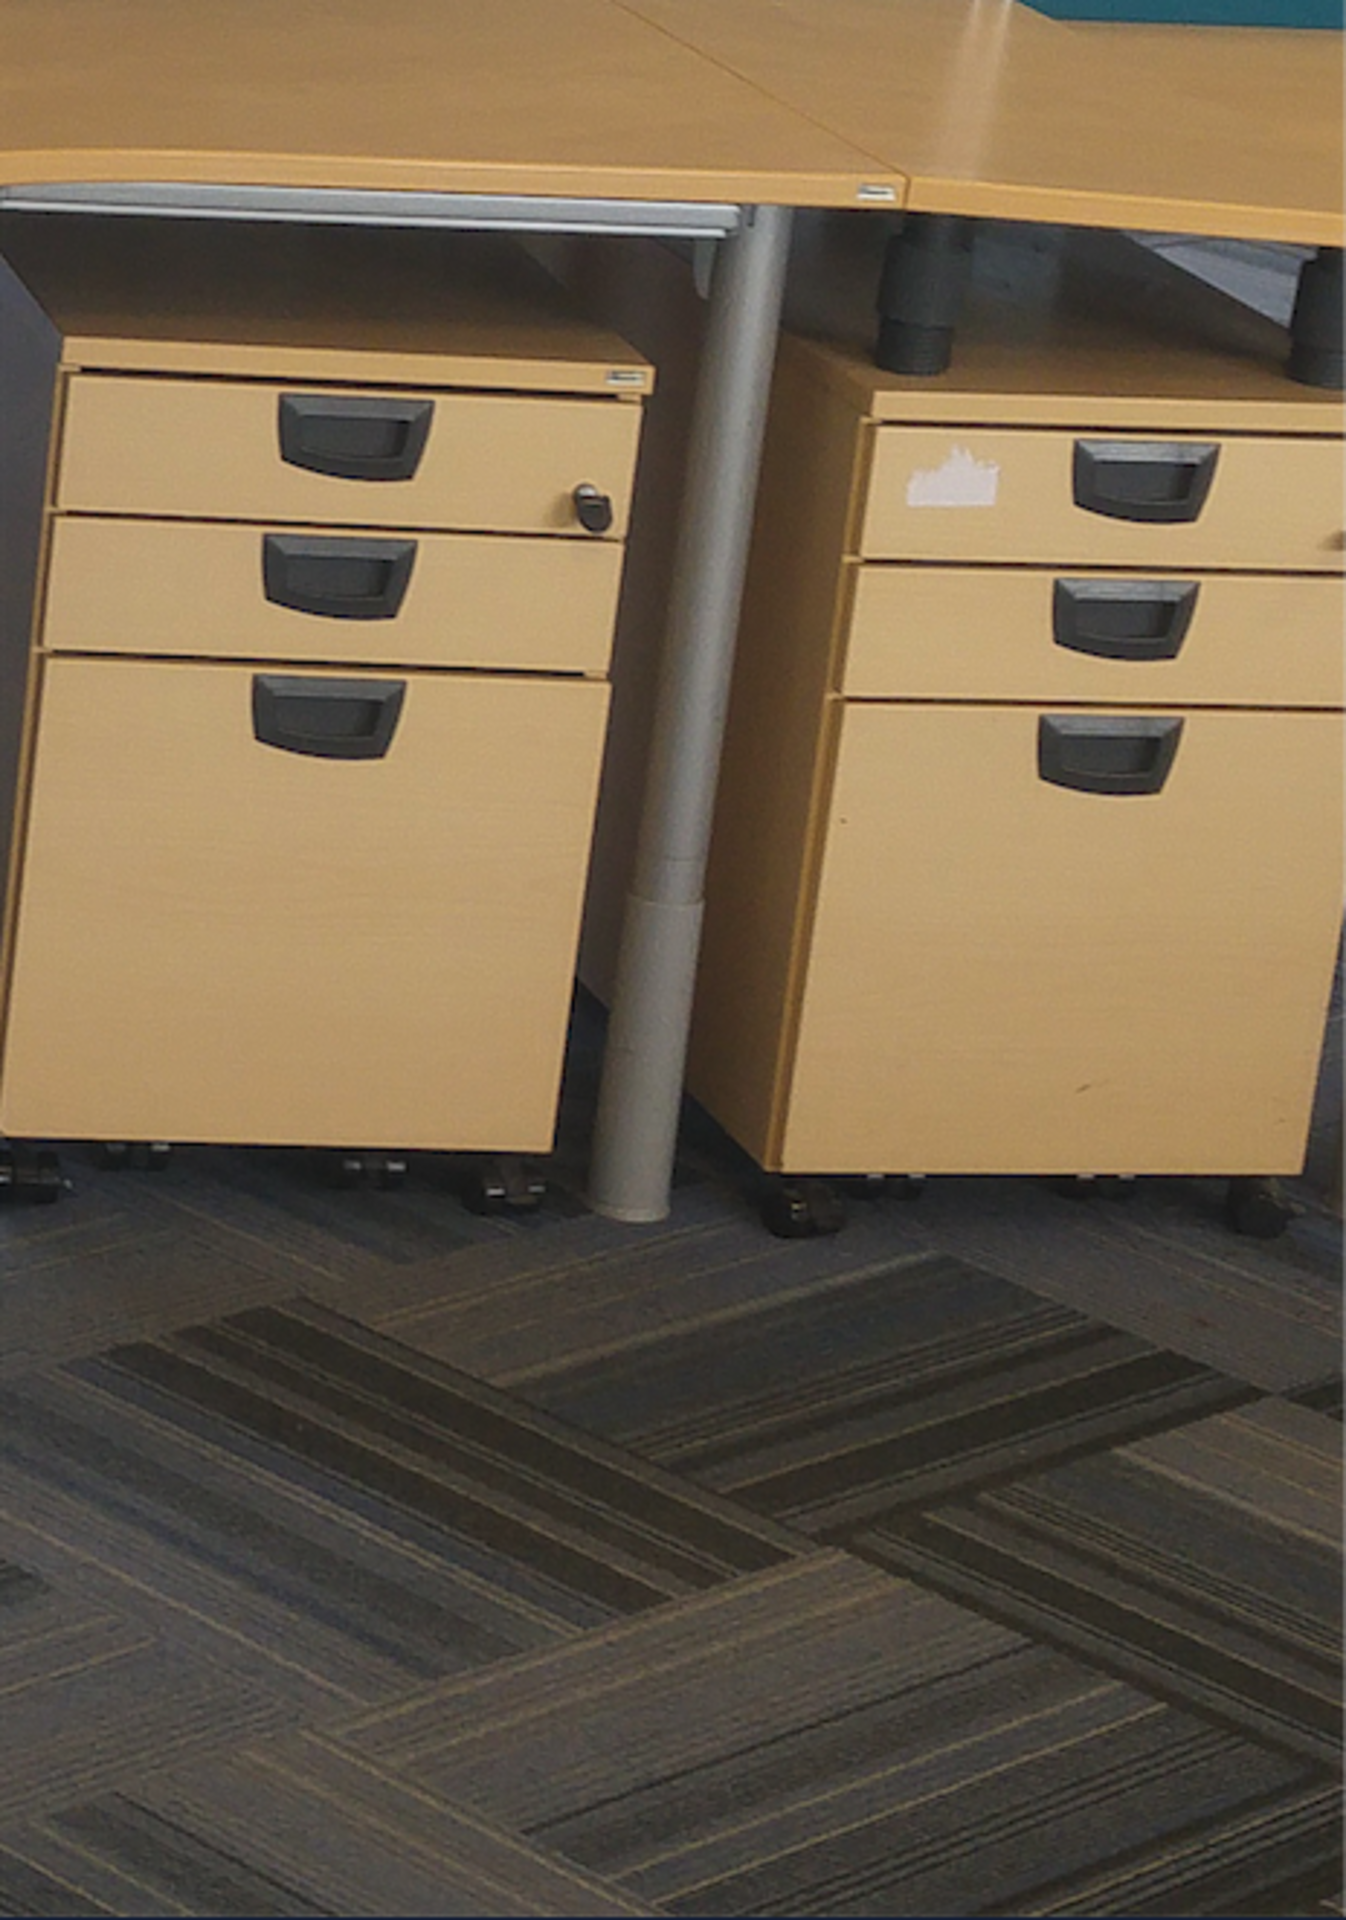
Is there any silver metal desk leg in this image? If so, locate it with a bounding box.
[588,202,793,1222]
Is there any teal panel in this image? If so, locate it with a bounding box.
[1021,0,1341,24]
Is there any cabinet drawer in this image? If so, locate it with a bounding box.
[0,658,610,1150]
[842,567,1344,708]
[43,518,624,674]
[55,375,642,536]
[860,427,1343,571]
[781,701,1344,1176]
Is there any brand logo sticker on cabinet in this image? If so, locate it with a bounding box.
[906,446,1000,508]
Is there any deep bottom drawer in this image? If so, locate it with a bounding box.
[1,657,609,1149]
[778,700,1344,1175]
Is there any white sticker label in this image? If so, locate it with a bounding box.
[906,445,1000,508]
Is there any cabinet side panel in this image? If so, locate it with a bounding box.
[687,349,868,1164]
[0,255,59,962]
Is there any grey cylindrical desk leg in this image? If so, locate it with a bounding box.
[588,203,793,1222]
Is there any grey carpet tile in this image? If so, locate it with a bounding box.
[366,1190,949,1384]
[2,1742,654,1918]
[0,1299,806,1708]
[0,1549,296,1826]
[856,1398,1342,1764]
[320,1182,775,1332]
[329,1553,1338,1920]
[0,1221,310,1381]
[507,1248,1264,1527]
[738,1171,1342,1396]
[1287,1375,1345,1420]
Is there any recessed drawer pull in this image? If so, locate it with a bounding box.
[252,674,406,759]
[262,535,418,620]
[277,394,434,480]
[1052,579,1199,660]
[1038,714,1183,796]
[1072,440,1219,523]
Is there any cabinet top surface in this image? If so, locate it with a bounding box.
[0,0,903,209]
[621,0,1344,244]
[784,220,1346,431]
[0,216,657,388]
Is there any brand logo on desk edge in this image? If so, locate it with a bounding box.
[605,369,648,386]
[857,184,898,202]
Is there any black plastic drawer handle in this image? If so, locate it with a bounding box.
[1052,579,1199,660]
[252,675,406,759]
[1073,440,1219,523]
[1038,714,1183,795]
[278,394,434,480]
[262,535,417,620]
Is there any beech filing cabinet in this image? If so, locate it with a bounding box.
[688,223,1344,1228]
[0,217,650,1188]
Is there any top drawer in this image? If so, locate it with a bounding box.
[860,427,1344,572]
[55,375,642,537]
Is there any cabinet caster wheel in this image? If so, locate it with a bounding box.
[96,1142,171,1172]
[331,1151,409,1191]
[0,1146,63,1204]
[460,1155,545,1216]
[760,1177,845,1239]
[1052,1174,1135,1202]
[1225,1176,1294,1240]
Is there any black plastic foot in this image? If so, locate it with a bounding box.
[0,1145,64,1204]
[1288,247,1343,389]
[460,1155,546,1216]
[1225,1175,1295,1240]
[760,1176,846,1239]
[875,213,976,375]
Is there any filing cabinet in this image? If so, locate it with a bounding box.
[688,223,1344,1213]
[0,216,650,1168]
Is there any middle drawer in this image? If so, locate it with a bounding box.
[56,375,642,535]
[841,565,1344,708]
[42,518,624,674]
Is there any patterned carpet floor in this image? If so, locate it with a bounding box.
[0,1004,1340,1917]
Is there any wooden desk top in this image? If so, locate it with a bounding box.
[0,0,903,208]
[0,1,1338,238]
[618,0,1344,243]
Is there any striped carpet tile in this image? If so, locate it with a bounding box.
[0,1299,805,1687]
[511,1252,1261,1529]
[1,1743,652,1918]
[854,1397,1343,1764]
[331,1554,1338,1919]
[0,1551,295,1826]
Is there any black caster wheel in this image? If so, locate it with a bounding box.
[1052,1174,1135,1202]
[96,1142,172,1172]
[760,1176,845,1239]
[0,1145,64,1204]
[837,1174,926,1204]
[1225,1175,1295,1240]
[838,1173,888,1201]
[460,1155,546,1216]
[330,1151,410,1191]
